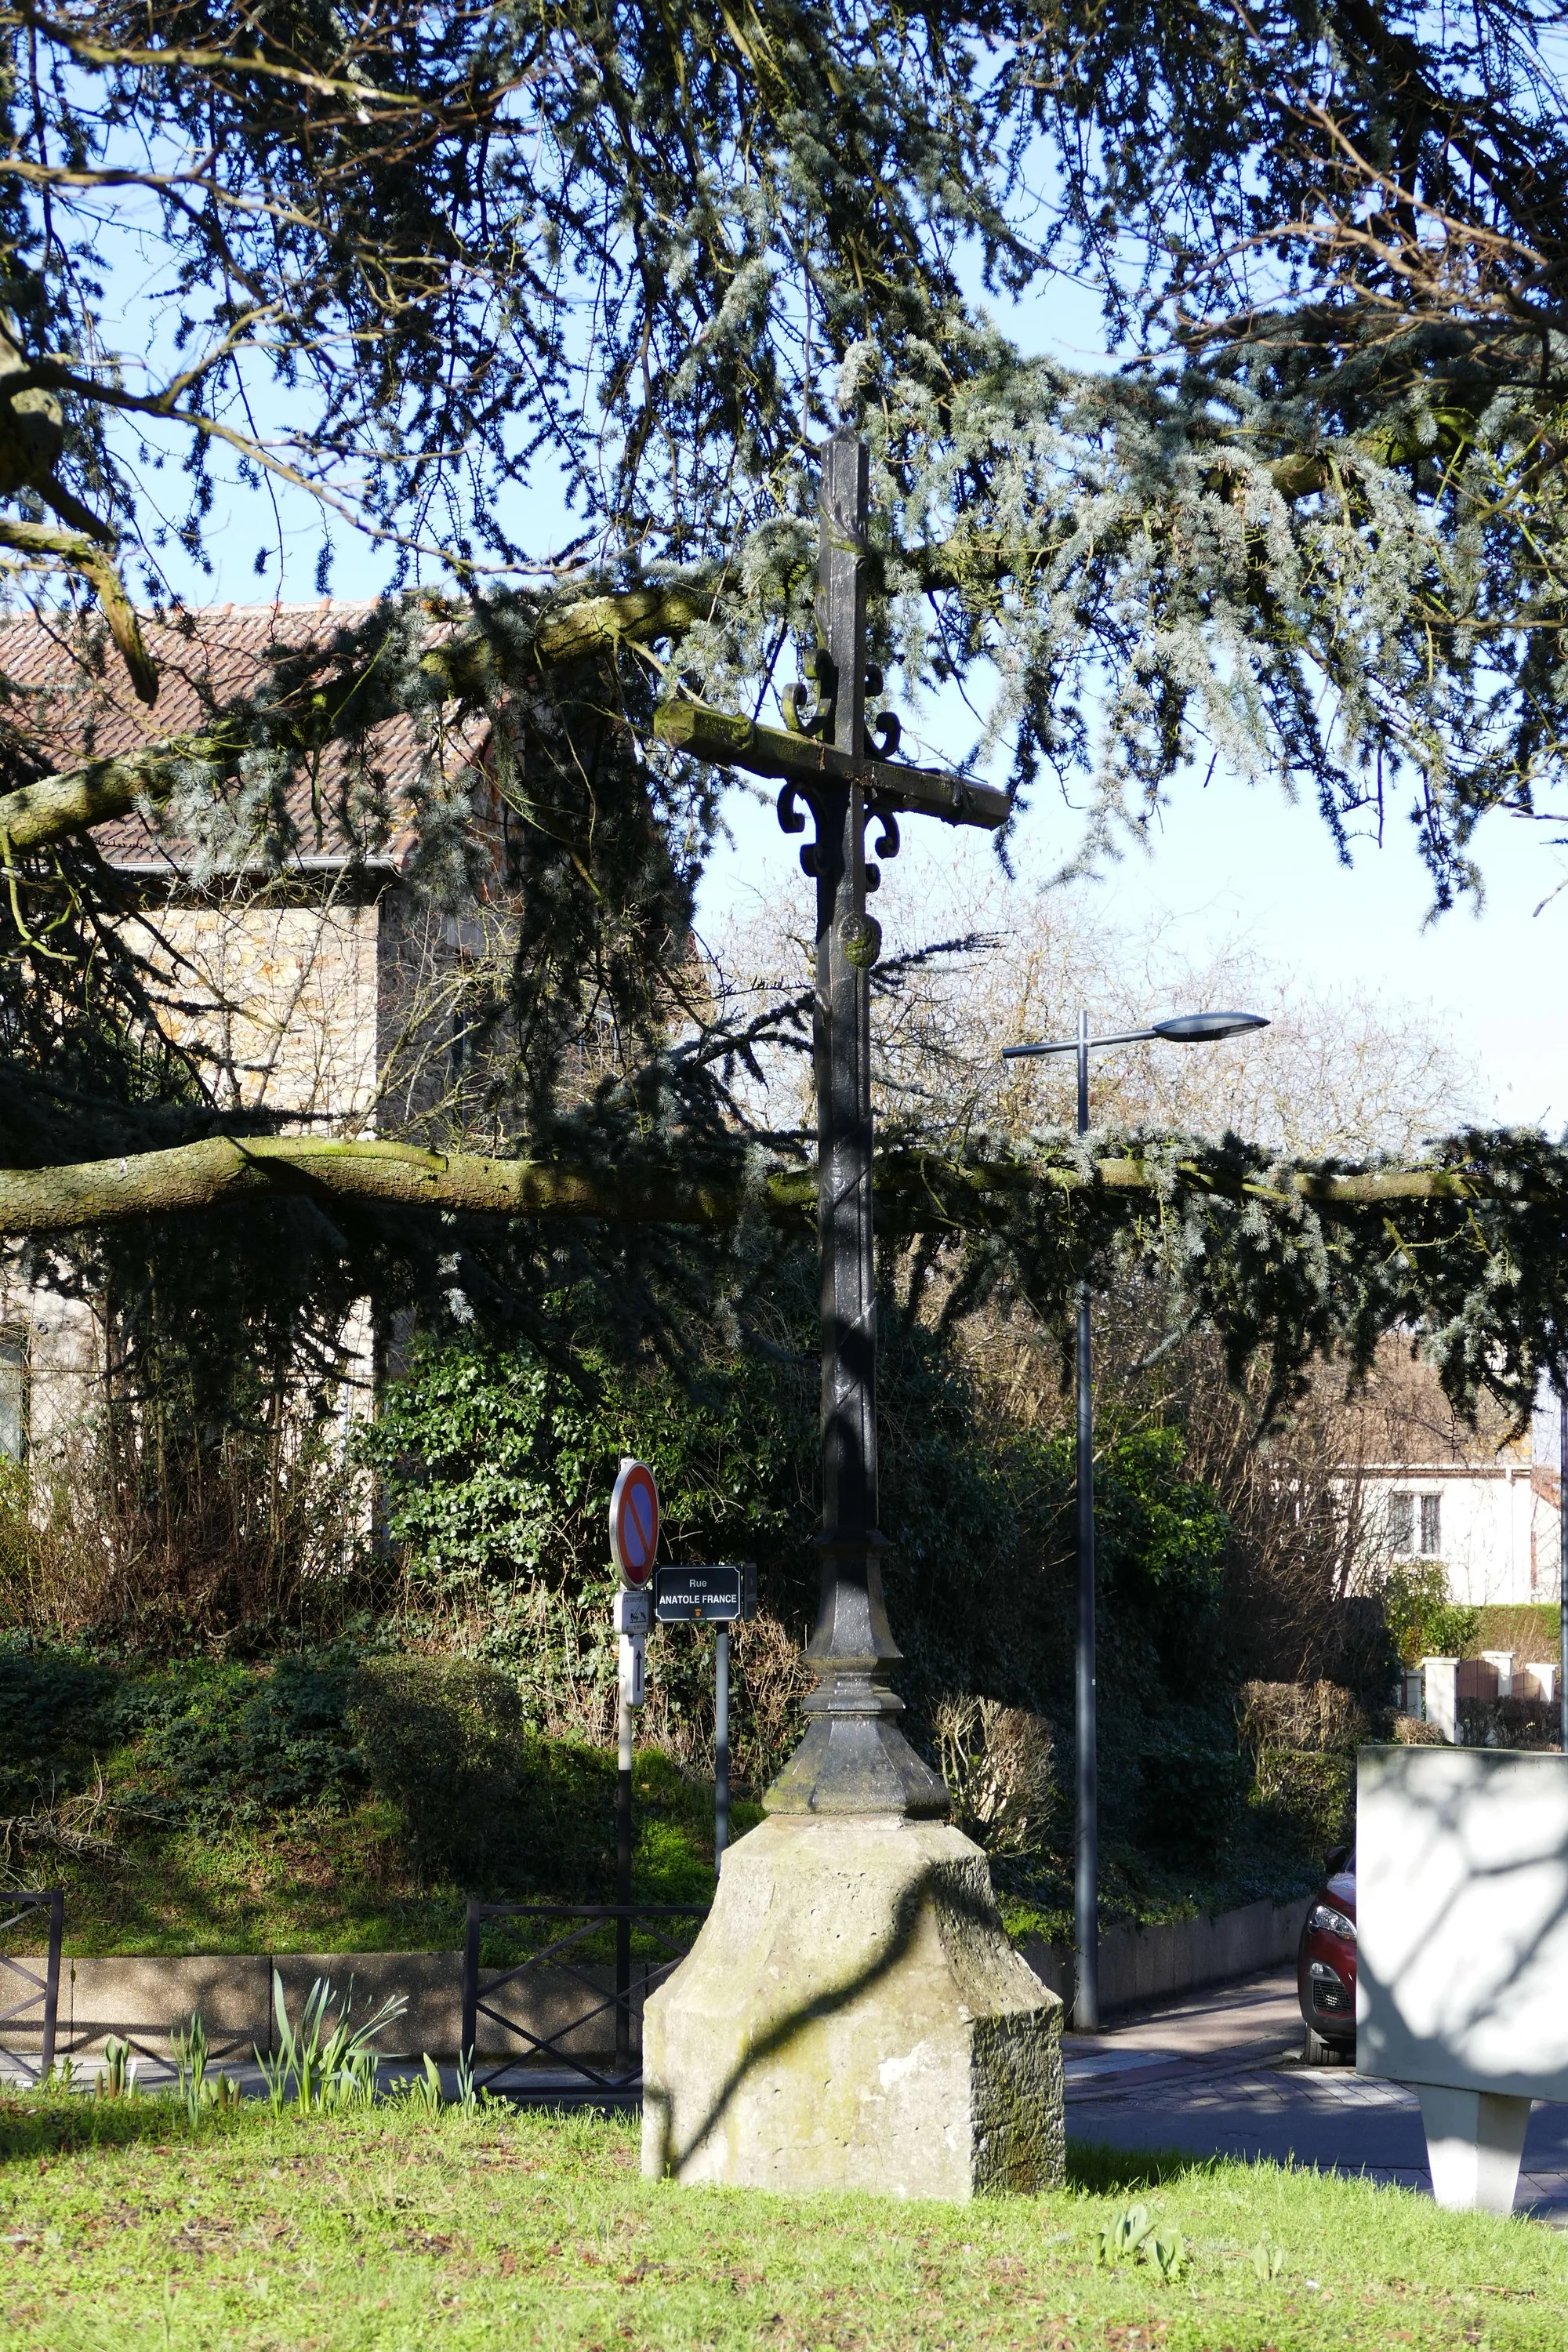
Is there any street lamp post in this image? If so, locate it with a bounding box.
[1002,1006,1269,2031]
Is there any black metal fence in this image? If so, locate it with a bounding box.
[0,1890,63,2083]
[460,1898,706,2097]
[0,1890,710,2097]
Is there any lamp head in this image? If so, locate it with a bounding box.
[1150,1011,1270,1044]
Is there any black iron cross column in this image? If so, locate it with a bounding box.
[765,429,948,1817]
[651,425,1010,1817]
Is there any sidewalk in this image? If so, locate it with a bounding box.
[1065,1967,1568,2218]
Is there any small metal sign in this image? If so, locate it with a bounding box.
[619,1631,646,1709]
[654,1563,757,1623]
[613,1588,651,1637]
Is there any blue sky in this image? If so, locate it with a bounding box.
[698,748,1568,1133]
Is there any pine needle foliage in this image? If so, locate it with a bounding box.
[0,1,1559,878]
[0,2,1559,1439]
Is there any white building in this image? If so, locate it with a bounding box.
[1353,1388,1564,1609]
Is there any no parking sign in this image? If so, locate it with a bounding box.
[609,1457,660,1588]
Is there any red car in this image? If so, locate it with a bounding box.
[1298,1842,1356,2060]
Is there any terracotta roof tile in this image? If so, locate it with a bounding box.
[0,600,489,867]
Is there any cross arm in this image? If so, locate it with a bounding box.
[652,699,1010,831]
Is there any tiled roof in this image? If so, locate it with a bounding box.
[0,599,489,869]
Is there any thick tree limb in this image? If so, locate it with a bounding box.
[0,519,158,707]
[0,1132,1501,1242]
[0,728,241,856]
[532,583,717,665]
[652,699,1011,826]
[0,1134,760,1236]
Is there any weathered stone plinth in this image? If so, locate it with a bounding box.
[641,1813,1063,2199]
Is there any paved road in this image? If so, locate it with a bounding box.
[1065,1968,1568,2218]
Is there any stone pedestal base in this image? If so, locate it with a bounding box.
[641,1813,1062,2200]
[1418,2084,1533,2212]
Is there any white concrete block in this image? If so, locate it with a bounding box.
[1479,1650,1516,1699]
[1417,2085,1532,2213]
[1421,1658,1459,1743]
[1524,1663,1557,1704]
[1359,1747,1568,2100]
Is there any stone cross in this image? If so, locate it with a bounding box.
[643,440,1058,2207]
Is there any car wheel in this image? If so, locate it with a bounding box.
[1303,2027,1352,2066]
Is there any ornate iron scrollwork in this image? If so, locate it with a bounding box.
[863,801,901,894]
[781,647,837,739]
[776,779,821,873]
[775,646,908,891]
[861,666,902,760]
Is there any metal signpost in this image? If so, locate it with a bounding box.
[656,428,1009,1819]
[1001,1007,1267,2029]
[655,1564,758,1867]
[609,1455,659,2065]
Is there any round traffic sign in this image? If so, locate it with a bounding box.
[609,1457,660,1587]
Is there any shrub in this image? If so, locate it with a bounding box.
[1236,1680,1367,1755]
[1234,1681,1362,1856]
[349,1656,523,1880]
[0,1646,118,1813]
[0,1413,373,1655]
[935,1698,1056,1856]
[117,1653,365,1827]
[1380,1563,1479,1667]
[1137,1748,1248,1866]
[1457,1694,1559,1751]
[1248,1748,1355,1853]
[348,1655,726,1899]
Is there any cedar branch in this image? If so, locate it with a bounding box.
[0,1134,1500,1241]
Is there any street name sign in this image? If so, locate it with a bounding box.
[654,1564,757,1623]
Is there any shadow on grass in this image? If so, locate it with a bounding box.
[1067,2138,1229,2193]
[0,2095,216,2163]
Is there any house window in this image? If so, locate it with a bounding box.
[0,1329,27,1465]
[1388,1490,1442,1556]
[1401,1496,1448,1552]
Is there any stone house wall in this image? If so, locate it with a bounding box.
[123,891,383,1128]
[2,880,416,1471]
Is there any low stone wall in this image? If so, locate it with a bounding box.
[1019,1895,1312,2015]
[9,1896,1312,2061]
[10,1951,663,2063]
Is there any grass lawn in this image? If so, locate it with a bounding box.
[0,2097,1564,2350]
